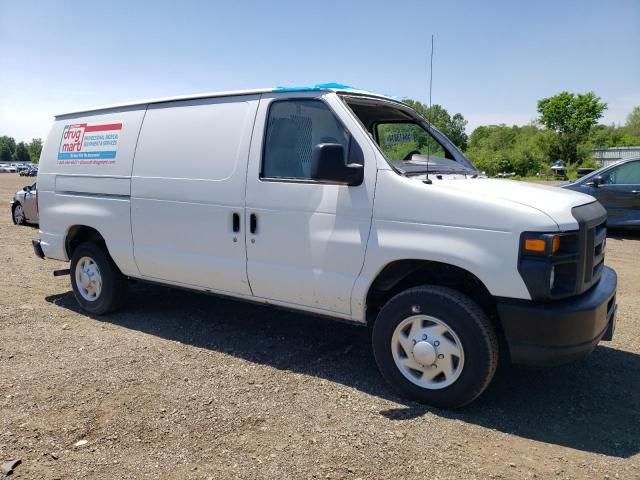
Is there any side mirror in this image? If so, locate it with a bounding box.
[23,186,31,192]
[589,175,603,187]
[310,143,364,186]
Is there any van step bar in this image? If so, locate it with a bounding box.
[53,268,71,277]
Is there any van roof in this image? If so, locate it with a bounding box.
[55,83,396,118]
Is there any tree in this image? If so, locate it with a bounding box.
[466,123,553,176]
[13,142,31,164]
[403,100,469,150]
[588,124,638,148]
[537,91,607,164]
[625,106,640,138]
[449,113,469,150]
[0,143,12,163]
[0,136,16,158]
[28,138,43,164]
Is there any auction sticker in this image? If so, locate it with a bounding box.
[57,122,122,164]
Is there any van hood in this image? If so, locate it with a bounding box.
[434,178,596,230]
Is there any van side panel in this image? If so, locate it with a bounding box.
[54,176,130,196]
[130,95,259,295]
[37,107,147,275]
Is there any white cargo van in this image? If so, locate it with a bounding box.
[33,84,617,408]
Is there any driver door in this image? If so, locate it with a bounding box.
[23,183,37,221]
[595,160,640,226]
[244,93,376,316]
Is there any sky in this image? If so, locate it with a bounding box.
[1,0,639,142]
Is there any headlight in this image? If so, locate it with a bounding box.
[523,234,561,255]
[519,231,579,301]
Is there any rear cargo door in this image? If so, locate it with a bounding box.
[131,95,259,295]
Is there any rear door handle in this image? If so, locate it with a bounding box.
[250,213,257,234]
[632,190,640,194]
[232,212,240,233]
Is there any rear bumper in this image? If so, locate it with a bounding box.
[497,266,617,366]
[32,238,45,259]
[37,231,68,261]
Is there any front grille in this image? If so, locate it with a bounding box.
[572,203,608,295]
[587,221,606,283]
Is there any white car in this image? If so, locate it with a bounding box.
[0,165,17,173]
[11,183,38,224]
[32,84,617,408]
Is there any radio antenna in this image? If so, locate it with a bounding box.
[424,34,435,185]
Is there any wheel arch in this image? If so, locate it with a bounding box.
[365,259,499,328]
[65,225,107,259]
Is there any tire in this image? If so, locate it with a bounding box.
[70,242,128,315]
[12,203,26,225]
[372,285,498,409]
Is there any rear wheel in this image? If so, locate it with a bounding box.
[70,242,127,315]
[12,203,26,225]
[372,285,498,408]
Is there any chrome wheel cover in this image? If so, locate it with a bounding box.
[391,314,465,390]
[13,205,24,223]
[75,256,102,301]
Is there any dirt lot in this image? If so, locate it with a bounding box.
[1,173,639,479]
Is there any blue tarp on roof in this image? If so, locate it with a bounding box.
[273,82,358,92]
[272,83,400,100]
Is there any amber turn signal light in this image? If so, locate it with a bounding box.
[524,239,546,253]
[524,235,560,254]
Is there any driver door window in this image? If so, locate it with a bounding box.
[262,99,350,180]
[603,161,640,185]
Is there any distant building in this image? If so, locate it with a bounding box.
[592,146,640,167]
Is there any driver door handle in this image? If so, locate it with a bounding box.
[232,213,240,233]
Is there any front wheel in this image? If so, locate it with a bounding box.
[372,285,498,408]
[70,242,128,315]
[12,203,26,225]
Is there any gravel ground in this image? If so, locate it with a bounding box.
[1,173,639,479]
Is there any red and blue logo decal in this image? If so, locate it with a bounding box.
[58,122,122,162]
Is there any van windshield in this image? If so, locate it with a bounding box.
[341,95,477,175]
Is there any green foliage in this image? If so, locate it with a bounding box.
[587,124,640,148]
[625,106,640,138]
[403,100,469,150]
[466,92,631,177]
[0,136,17,151]
[27,138,43,164]
[0,135,44,163]
[13,142,31,163]
[0,143,12,163]
[465,124,551,176]
[580,156,599,169]
[0,136,17,158]
[537,91,607,164]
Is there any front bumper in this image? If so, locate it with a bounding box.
[497,266,617,365]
